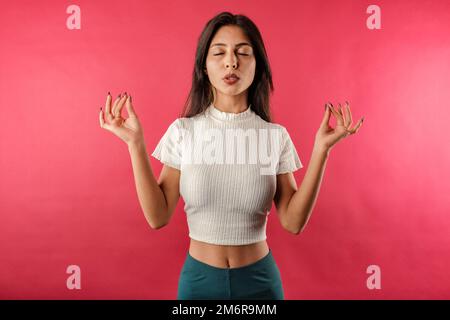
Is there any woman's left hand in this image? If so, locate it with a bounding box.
[314,101,364,153]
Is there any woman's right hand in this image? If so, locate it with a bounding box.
[99,92,145,146]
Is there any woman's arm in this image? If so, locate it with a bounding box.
[128,140,180,229]
[276,146,329,234]
[274,101,364,234]
[274,146,329,234]
[100,93,180,229]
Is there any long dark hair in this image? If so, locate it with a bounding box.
[180,11,274,122]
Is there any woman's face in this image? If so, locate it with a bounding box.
[205,25,256,100]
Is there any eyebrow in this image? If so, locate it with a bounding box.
[211,42,252,48]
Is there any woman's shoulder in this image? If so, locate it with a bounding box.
[253,114,286,131]
[168,114,205,135]
[173,109,210,127]
[173,115,198,128]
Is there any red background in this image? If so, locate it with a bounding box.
[1,0,449,299]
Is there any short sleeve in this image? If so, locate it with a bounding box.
[276,126,303,174]
[151,119,183,170]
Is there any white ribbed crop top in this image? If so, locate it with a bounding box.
[151,103,303,245]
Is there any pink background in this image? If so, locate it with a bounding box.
[1,0,449,299]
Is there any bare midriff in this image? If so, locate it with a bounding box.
[188,238,270,269]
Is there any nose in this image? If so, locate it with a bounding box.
[225,53,238,69]
[226,62,237,69]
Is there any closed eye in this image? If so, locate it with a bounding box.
[213,53,249,56]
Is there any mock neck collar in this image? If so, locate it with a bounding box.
[207,103,254,121]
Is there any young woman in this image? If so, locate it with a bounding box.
[99,11,363,300]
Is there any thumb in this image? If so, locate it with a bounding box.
[126,95,137,117]
[99,108,113,131]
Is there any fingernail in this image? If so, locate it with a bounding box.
[324,104,328,110]
[130,95,132,102]
[108,92,110,96]
[124,92,127,96]
[362,117,365,122]
[100,107,102,111]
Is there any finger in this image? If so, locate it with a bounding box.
[338,103,346,124]
[320,103,332,128]
[337,103,343,117]
[125,94,137,117]
[105,92,114,122]
[328,102,345,126]
[112,93,122,117]
[116,92,128,118]
[345,101,353,128]
[347,117,364,134]
[99,108,111,131]
[339,102,351,129]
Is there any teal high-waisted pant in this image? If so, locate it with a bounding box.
[177,248,285,300]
